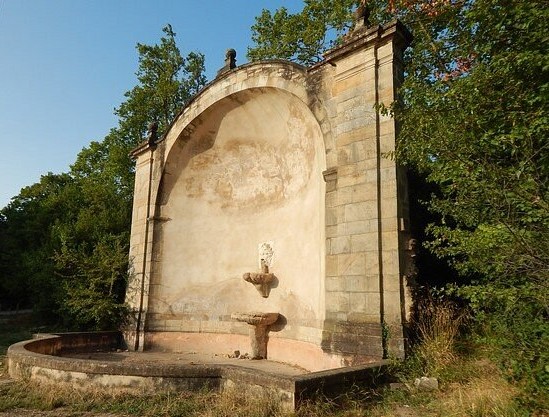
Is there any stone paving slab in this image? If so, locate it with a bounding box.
[63,350,309,377]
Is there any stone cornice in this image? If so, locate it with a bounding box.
[130,140,157,159]
[309,20,412,73]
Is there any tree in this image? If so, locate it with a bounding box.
[394,0,549,287]
[0,25,207,330]
[71,25,207,205]
[53,25,207,329]
[248,0,358,65]
[114,24,206,146]
[248,0,548,408]
[0,173,75,318]
[391,2,548,406]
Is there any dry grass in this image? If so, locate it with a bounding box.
[413,294,468,376]
[0,358,528,417]
[438,360,521,417]
[0,380,293,417]
[367,358,524,417]
[0,317,532,417]
[196,386,288,417]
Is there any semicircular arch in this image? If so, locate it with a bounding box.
[148,62,330,333]
[161,61,333,177]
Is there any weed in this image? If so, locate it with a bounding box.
[436,359,526,417]
[411,291,468,377]
[0,316,540,417]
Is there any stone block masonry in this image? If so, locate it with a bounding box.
[126,20,413,368]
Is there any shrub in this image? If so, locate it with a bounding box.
[409,289,468,377]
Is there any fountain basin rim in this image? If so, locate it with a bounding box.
[7,331,390,411]
[231,312,279,326]
[242,272,275,284]
[7,331,389,380]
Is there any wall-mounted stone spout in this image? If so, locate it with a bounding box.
[243,260,275,298]
[231,312,279,359]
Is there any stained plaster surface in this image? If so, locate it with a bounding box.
[62,350,308,377]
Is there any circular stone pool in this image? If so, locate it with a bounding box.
[7,331,388,411]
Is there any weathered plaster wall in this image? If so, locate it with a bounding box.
[148,88,326,343]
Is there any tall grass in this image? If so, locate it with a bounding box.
[0,311,533,416]
[0,381,291,417]
[411,291,468,376]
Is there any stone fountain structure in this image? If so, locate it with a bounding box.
[7,18,416,410]
[124,19,413,371]
[231,312,279,359]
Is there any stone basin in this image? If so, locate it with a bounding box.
[243,272,275,298]
[231,312,279,326]
[231,312,279,359]
[242,272,275,285]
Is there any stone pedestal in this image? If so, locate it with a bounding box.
[251,325,269,359]
[231,312,279,360]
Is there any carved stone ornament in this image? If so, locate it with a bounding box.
[243,260,275,298]
[216,48,237,77]
[147,121,158,145]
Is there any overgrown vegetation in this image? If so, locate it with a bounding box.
[249,0,548,413]
[248,0,357,65]
[407,292,468,377]
[0,25,207,330]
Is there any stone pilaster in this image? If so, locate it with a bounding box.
[125,141,163,351]
[318,21,412,361]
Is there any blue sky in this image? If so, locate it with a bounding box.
[0,0,302,208]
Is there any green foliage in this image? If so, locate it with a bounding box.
[248,0,548,410]
[0,173,75,317]
[248,0,358,65]
[0,25,206,330]
[115,24,206,143]
[456,282,549,410]
[391,0,549,410]
[54,235,129,330]
[394,0,548,275]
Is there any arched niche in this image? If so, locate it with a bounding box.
[149,87,326,338]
